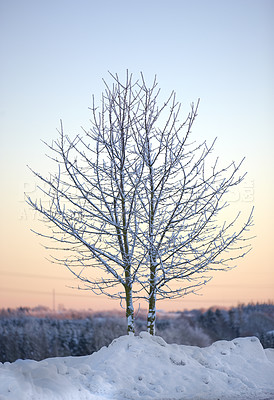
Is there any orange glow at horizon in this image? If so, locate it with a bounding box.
[1,172,273,313]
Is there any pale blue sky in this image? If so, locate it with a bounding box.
[1,0,273,169]
[0,0,273,310]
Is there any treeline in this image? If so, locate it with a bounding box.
[197,303,274,346]
[0,303,273,363]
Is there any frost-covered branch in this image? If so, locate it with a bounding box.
[27,71,253,335]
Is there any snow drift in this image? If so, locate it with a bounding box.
[0,332,273,400]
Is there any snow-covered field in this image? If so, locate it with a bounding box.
[0,332,273,400]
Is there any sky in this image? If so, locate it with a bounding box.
[0,0,273,312]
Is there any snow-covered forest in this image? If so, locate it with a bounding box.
[1,303,273,363]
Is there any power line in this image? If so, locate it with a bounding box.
[0,271,73,281]
[1,271,273,289]
[1,287,272,305]
[0,287,98,298]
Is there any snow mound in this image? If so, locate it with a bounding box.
[0,333,273,400]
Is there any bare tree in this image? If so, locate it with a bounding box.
[27,72,148,333]
[130,76,253,334]
[27,72,253,335]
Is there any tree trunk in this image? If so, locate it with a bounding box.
[147,267,156,335]
[125,284,135,334]
[124,258,134,334]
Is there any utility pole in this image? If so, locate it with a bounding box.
[52,288,55,311]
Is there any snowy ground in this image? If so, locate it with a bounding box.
[0,332,273,400]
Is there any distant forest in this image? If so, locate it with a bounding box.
[0,303,273,363]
